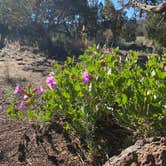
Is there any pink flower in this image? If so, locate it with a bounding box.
[82,72,91,84]
[37,86,44,93]
[46,76,57,89]
[94,51,97,55]
[19,101,27,109]
[23,95,28,99]
[14,85,25,95]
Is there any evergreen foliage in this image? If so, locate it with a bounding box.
[145,12,166,47]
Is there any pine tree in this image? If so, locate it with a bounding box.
[145,12,166,46]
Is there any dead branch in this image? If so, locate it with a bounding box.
[131,0,166,13]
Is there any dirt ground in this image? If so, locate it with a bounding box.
[0,42,91,166]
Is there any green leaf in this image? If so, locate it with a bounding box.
[121,93,128,105]
[7,104,17,118]
[17,112,23,120]
[62,91,70,99]
[45,111,52,121]
[114,47,119,54]
[27,110,36,119]
[74,84,81,91]
[115,93,128,106]
[64,123,70,132]
[66,57,73,65]
[158,71,166,79]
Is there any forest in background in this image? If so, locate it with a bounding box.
[0,0,165,58]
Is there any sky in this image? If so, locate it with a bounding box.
[99,0,135,18]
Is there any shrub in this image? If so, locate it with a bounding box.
[7,45,166,150]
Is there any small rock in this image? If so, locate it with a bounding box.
[16,58,23,61]
[18,62,26,65]
[104,137,166,166]
[32,69,45,73]
[23,66,31,71]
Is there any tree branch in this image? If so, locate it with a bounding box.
[131,0,166,13]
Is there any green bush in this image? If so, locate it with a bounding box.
[7,45,166,149]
